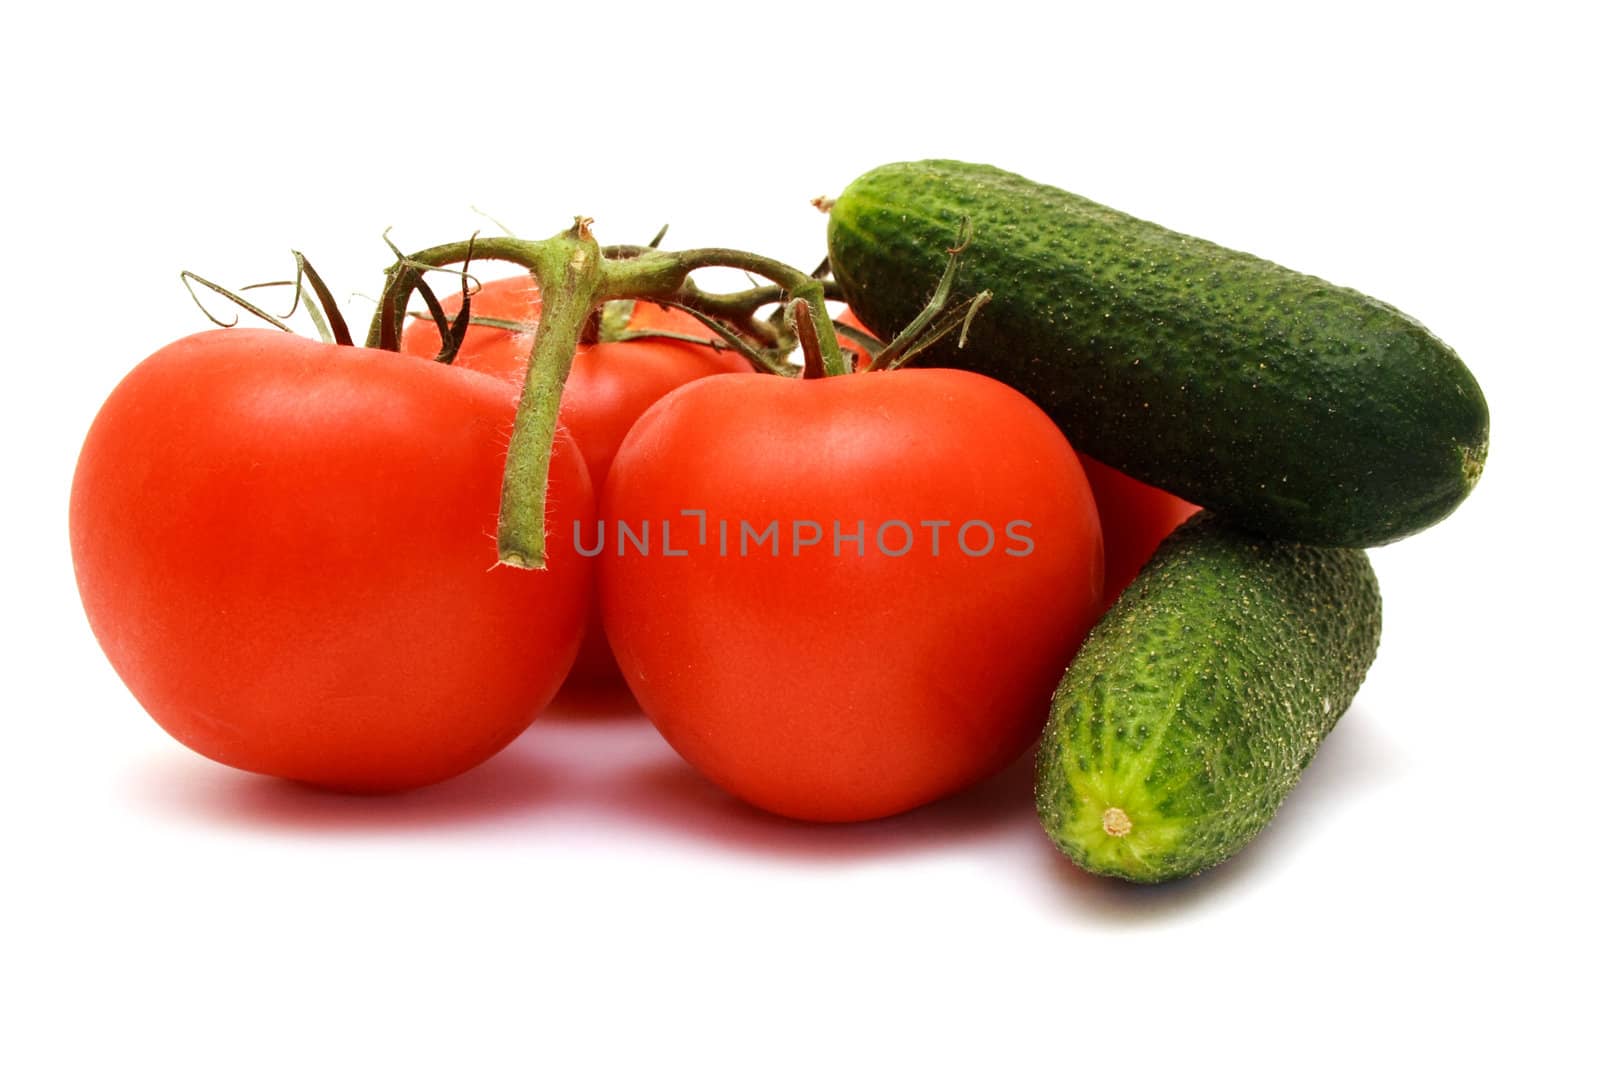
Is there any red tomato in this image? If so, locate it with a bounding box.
[598,369,1104,822]
[401,276,751,681]
[1079,456,1200,604]
[70,330,594,792]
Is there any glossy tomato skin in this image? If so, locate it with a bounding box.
[401,277,750,681]
[599,369,1104,822]
[1079,456,1200,604]
[70,330,594,792]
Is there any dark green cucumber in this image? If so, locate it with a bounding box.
[827,160,1489,547]
[1034,514,1381,883]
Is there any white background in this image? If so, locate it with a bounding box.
[4,2,1594,1063]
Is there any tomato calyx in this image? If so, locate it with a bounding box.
[363,214,993,569]
[369,219,857,570]
[420,294,743,358]
[785,219,990,378]
[181,251,355,347]
[410,237,477,365]
[832,317,883,363]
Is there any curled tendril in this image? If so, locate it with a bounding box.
[184,253,354,344]
[181,270,292,332]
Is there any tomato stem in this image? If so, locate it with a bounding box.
[790,299,826,379]
[367,226,847,565]
[664,249,847,376]
[498,219,606,569]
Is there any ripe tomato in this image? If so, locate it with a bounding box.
[70,330,594,792]
[598,369,1104,822]
[1078,457,1200,604]
[401,276,750,681]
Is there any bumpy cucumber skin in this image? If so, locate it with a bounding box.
[1034,514,1381,883]
[827,160,1489,547]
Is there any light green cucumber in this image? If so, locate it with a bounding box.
[1035,514,1381,883]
